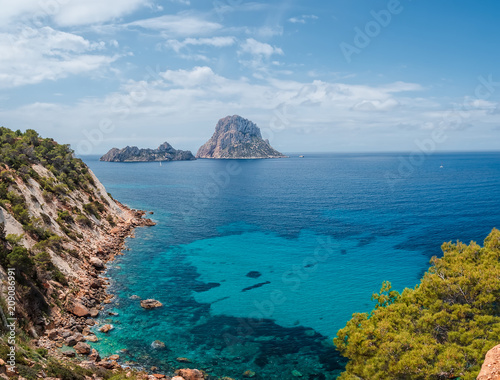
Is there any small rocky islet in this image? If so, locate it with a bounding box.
[100,115,287,162]
[100,141,195,162]
[196,115,287,159]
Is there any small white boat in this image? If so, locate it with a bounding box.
[299,155,305,158]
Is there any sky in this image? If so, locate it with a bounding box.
[1,0,500,154]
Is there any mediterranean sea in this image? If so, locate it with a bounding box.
[82,152,500,379]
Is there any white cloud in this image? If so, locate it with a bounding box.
[164,36,236,52]
[0,0,149,27]
[288,15,319,24]
[352,99,400,112]
[127,15,222,36]
[0,27,118,88]
[240,38,283,57]
[2,66,464,154]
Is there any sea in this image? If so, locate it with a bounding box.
[82,152,500,379]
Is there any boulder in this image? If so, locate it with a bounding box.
[65,336,78,347]
[90,257,104,269]
[175,369,205,380]
[176,357,192,363]
[478,344,500,380]
[89,348,101,362]
[74,342,91,355]
[98,361,115,369]
[140,299,163,309]
[71,303,90,317]
[85,335,99,342]
[99,324,114,333]
[47,329,59,340]
[80,361,98,370]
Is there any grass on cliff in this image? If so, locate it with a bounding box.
[335,228,500,380]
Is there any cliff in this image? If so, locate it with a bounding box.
[0,128,162,378]
[196,115,287,159]
[100,142,195,162]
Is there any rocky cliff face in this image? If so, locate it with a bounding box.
[478,344,500,379]
[196,115,287,159]
[100,142,195,162]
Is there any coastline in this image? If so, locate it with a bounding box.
[34,201,164,376]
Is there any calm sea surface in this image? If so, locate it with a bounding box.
[82,152,500,379]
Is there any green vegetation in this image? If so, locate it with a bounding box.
[0,127,91,191]
[335,228,500,380]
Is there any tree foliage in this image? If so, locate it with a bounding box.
[335,228,500,380]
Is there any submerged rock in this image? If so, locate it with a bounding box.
[245,271,262,279]
[85,335,99,342]
[99,324,114,333]
[242,370,256,378]
[292,370,303,377]
[151,340,166,349]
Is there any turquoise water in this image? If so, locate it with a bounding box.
[83,153,500,379]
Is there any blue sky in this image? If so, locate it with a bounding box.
[1,0,499,154]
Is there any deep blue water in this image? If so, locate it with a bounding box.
[82,152,500,379]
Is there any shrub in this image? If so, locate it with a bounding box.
[335,228,500,380]
[76,214,93,228]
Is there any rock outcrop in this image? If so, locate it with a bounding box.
[100,142,195,162]
[140,299,163,309]
[478,344,500,379]
[196,115,287,159]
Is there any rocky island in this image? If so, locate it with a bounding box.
[100,142,195,162]
[196,115,287,159]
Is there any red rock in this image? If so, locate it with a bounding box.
[152,375,165,379]
[98,361,114,369]
[71,303,90,317]
[89,308,99,317]
[175,369,205,380]
[478,344,500,380]
[99,324,113,333]
[74,342,91,355]
[140,299,163,309]
[89,348,101,362]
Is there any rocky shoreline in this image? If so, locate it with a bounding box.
[32,204,206,380]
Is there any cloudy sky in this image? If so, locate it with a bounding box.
[1,0,499,154]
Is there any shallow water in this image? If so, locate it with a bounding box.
[83,152,500,379]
